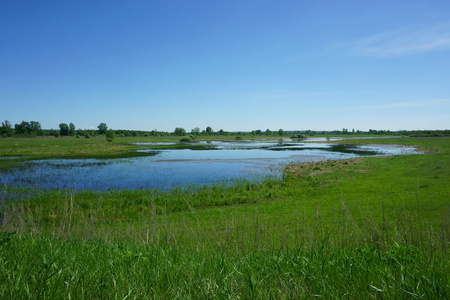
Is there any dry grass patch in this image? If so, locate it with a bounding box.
[285,157,371,178]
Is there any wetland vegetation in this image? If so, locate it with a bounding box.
[1,138,419,191]
[0,134,449,298]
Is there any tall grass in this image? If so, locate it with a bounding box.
[1,183,448,298]
[1,137,449,298]
[2,183,449,252]
[1,231,447,299]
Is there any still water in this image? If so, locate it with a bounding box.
[1,139,420,191]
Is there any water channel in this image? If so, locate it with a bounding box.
[1,138,420,191]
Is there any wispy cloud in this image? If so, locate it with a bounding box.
[352,99,450,109]
[352,22,450,57]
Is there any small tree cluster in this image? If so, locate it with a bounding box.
[0,120,14,137]
[10,120,42,137]
[173,127,186,136]
[59,122,76,136]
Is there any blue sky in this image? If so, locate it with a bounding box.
[1,1,449,132]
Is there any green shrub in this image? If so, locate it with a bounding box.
[106,130,115,142]
[291,134,307,139]
[179,136,192,143]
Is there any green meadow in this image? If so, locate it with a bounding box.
[0,136,449,298]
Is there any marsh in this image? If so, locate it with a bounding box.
[1,138,420,190]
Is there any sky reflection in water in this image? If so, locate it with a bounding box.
[1,139,420,191]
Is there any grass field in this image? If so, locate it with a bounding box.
[0,136,449,298]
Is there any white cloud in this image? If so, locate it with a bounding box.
[352,22,450,57]
[352,99,450,109]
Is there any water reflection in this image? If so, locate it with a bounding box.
[1,139,420,191]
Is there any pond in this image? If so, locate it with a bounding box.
[0,138,420,191]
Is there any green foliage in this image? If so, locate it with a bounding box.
[13,120,41,137]
[29,121,42,135]
[291,134,307,138]
[48,129,60,137]
[59,123,69,136]
[69,123,75,136]
[191,127,200,135]
[179,136,192,142]
[174,127,186,136]
[0,120,14,137]
[106,129,115,142]
[97,123,108,134]
[14,121,29,135]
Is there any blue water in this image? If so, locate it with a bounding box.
[0,139,420,191]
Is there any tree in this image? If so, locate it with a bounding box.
[0,120,14,137]
[205,126,213,135]
[98,123,108,134]
[69,123,76,136]
[265,129,272,135]
[15,121,31,135]
[106,129,115,142]
[278,129,284,136]
[174,127,186,136]
[50,129,60,137]
[59,123,69,136]
[29,121,42,135]
[191,127,201,135]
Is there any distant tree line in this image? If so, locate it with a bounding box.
[1,120,449,138]
[0,120,113,138]
[0,120,43,137]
